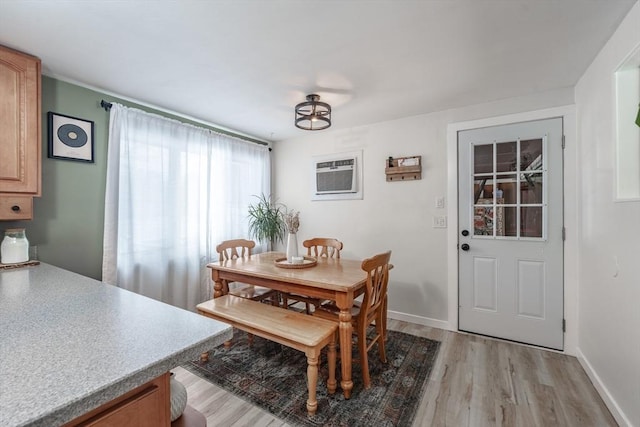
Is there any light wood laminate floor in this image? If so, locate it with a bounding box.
[172,319,616,427]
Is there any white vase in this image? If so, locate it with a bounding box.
[286,232,298,263]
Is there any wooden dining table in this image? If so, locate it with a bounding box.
[206,251,368,399]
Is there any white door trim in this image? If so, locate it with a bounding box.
[446,105,578,355]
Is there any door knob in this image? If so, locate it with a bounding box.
[461,230,469,236]
[461,243,470,251]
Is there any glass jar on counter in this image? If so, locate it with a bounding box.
[1,228,29,264]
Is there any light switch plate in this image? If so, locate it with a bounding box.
[433,215,447,228]
[435,196,445,208]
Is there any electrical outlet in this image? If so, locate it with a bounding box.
[435,196,445,209]
[433,216,447,228]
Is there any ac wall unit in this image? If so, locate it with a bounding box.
[315,157,357,194]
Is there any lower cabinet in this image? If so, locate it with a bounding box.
[64,372,170,427]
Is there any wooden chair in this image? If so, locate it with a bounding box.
[216,239,280,306]
[303,237,343,259]
[282,238,343,314]
[312,250,391,389]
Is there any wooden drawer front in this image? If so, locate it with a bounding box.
[64,372,170,427]
[0,196,33,220]
[83,385,163,427]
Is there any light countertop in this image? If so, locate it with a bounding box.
[0,263,232,427]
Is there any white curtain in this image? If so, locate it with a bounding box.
[102,103,270,311]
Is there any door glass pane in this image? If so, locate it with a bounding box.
[474,178,494,203]
[474,144,493,174]
[494,205,505,236]
[496,174,517,204]
[521,139,543,171]
[503,207,517,237]
[521,172,543,204]
[496,141,517,172]
[474,205,494,236]
[521,207,543,237]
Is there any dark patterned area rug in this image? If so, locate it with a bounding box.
[183,329,440,427]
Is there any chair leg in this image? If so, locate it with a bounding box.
[382,295,388,341]
[358,322,371,389]
[376,312,387,363]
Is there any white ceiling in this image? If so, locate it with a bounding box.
[0,0,636,142]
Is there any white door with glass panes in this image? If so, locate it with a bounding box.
[458,118,564,350]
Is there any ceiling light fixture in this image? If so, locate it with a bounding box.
[294,94,331,131]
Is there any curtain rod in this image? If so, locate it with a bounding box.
[99,99,270,148]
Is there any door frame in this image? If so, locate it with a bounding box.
[446,105,578,355]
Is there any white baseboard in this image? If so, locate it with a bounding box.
[576,347,632,427]
[387,310,452,331]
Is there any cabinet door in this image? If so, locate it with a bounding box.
[0,45,41,194]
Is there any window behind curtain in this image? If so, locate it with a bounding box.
[103,103,270,310]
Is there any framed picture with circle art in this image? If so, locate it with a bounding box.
[48,112,95,163]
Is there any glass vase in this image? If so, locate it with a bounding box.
[286,232,298,263]
[1,228,29,264]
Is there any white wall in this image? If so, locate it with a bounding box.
[273,87,572,329]
[574,2,640,426]
[273,4,640,424]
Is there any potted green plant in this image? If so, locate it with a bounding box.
[247,194,286,250]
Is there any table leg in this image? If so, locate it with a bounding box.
[338,303,353,399]
[213,270,224,298]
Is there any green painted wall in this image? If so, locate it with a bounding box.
[4,76,263,280]
[4,77,110,278]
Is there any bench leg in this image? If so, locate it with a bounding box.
[327,336,337,395]
[306,353,319,416]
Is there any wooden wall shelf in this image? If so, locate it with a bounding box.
[385,155,422,181]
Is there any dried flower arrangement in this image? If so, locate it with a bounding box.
[284,210,300,233]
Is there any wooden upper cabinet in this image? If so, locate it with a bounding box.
[0,45,41,220]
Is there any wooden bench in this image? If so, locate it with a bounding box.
[196,295,338,416]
